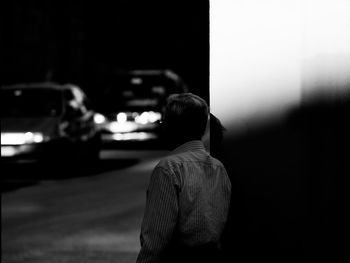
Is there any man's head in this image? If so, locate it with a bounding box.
[163,93,209,148]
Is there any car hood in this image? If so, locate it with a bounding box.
[1,117,60,136]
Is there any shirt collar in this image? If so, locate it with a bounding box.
[171,140,206,155]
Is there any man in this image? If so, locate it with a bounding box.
[137,93,231,263]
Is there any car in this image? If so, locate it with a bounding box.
[95,69,188,145]
[1,83,101,163]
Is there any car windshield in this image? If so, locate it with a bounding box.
[101,75,178,112]
[1,88,63,118]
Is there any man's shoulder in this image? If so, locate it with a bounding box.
[210,155,226,168]
[156,150,202,173]
[156,152,185,170]
[156,150,226,170]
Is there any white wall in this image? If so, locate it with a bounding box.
[210,0,350,134]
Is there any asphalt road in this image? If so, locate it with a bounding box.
[1,149,168,263]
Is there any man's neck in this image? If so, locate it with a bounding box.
[168,137,201,151]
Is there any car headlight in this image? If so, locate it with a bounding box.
[135,111,162,124]
[1,132,44,145]
[117,112,127,123]
[25,132,44,143]
[94,113,106,124]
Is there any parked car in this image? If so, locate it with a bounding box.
[1,83,101,163]
[95,69,188,144]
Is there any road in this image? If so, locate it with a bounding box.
[1,149,168,263]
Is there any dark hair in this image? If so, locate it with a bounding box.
[163,93,209,144]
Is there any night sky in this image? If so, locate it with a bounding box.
[2,0,209,105]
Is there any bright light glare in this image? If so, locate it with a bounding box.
[117,112,127,123]
[33,133,44,143]
[24,132,34,141]
[135,111,161,124]
[210,0,350,131]
[210,0,302,128]
[302,0,350,99]
[136,112,150,125]
[94,113,106,124]
[2,133,25,145]
[303,0,350,57]
[1,132,44,145]
[25,132,44,143]
[111,132,157,141]
[109,121,138,133]
[1,146,16,157]
[148,111,162,123]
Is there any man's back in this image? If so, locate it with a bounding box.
[137,140,231,263]
[158,140,231,247]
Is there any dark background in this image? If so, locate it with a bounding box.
[220,95,350,263]
[2,0,209,106]
[3,1,349,263]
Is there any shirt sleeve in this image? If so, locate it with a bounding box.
[136,166,179,263]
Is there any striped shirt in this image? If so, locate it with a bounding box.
[137,140,231,263]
